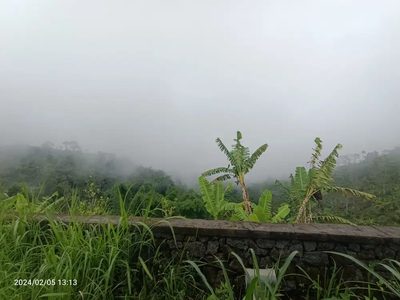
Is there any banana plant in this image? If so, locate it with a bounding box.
[276,138,376,223]
[198,176,239,220]
[230,190,290,223]
[202,131,269,215]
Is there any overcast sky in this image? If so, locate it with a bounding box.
[1,1,399,183]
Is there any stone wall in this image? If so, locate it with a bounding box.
[149,218,400,297]
[18,214,400,298]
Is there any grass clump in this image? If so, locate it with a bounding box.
[0,187,206,300]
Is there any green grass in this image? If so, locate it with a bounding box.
[1,185,400,299]
[0,187,206,300]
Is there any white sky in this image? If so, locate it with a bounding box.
[1,0,399,183]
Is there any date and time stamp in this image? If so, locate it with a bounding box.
[14,279,77,286]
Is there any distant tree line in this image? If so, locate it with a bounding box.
[0,140,399,225]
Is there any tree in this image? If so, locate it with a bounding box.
[198,176,290,223]
[69,141,81,152]
[62,141,70,151]
[202,131,268,214]
[279,137,376,223]
[42,141,54,149]
[62,141,81,152]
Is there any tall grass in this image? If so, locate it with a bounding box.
[187,249,400,300]
[327,252,400,299]
[1,183,400,299]
[0,186,206,300]
[186,249,299,300]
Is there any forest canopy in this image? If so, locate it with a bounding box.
[0,141,399,226]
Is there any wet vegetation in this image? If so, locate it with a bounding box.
[1,133,400,299]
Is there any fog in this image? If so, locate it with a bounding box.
[1,1,400,184]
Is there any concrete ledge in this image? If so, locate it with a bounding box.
[5,213,400,245]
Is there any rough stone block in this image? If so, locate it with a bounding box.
[358,250,376,260]
[348,243,360,252]
[167,239,183,249]
[317,242,335,251]
[256,239,276,249]
[303,252,329,266]
[303,241,317,252]
[374,245,396,260]
[206,240,219,255]
[290,243,304,256]
[227,238,246,249]
[276,240,291,249]
[187,242,206,258]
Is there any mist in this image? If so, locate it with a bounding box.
[1,0,399,184]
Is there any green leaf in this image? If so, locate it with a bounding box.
[258,189,272,219]
[295,167,309,193]
[213,181,224,205]
[328,186,375,200]
[236,131,242,140]
[199,176,218,219]
[252,206,268,222]
[246,143,268,170]
[230,215,240,221]
[231,204,249,221]
[16,194,29,215]
[245,277,260,300]
[202,167,233,177]
[310,137,323,168]
[248,213,260,222]
[271,204,290,223]
[186,260,218,299]
[215,138,235,166]
[139,257,153,280]
[211,174,232,183]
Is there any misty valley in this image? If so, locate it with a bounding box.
[1,132,400,300]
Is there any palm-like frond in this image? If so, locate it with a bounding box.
[271,204,290,223]
[328,186,376,200]
[214,181,224,206]
[198,176,218,219]
[221,202,242,212]
[231,142,249,173]
[316,143,342,187]
[204,131,269,211]
[235,131,242,141]
[313,215,356,226]
[294,137,376,224]
[257,189,272,219]
[286,167,310,211]
[199,176,242,220]
[310,137,323,168]
[215,138,234,165]
[294,167,309,195]
[211,174,232,183]
[246,143,268,170]
[252,206,267,222]
[202,167,233,177]
[231,204,248,221]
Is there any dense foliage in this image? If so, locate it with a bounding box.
[1,140,400,299]
[0,139,399,226]
[202,131,268,214]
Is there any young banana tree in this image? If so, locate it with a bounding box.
[202,131,268,214]
[198,176,239,220]
[278,137,376,223]
[230,189,291,223]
